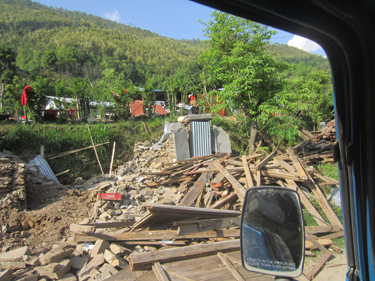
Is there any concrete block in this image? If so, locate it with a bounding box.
[173,128,190,161]
[12,272,39,281]
[213,126,232,154]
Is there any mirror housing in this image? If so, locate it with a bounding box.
[241,186,305,278]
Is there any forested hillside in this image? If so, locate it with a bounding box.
[0,1,333,145]
[0,0,206,83]
[266,43,330,76]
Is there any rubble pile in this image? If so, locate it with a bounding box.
[294,120,336,164]
[0,120,344,280]
[0,152,26,210]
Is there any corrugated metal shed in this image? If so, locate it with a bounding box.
[28,155,60,184]
[189,121,212,157]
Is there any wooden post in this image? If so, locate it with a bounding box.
[76,95,80,119]
[86,125,104,175]
[23,106,27,122]
[15,108,19,123]
[109,142,116,176]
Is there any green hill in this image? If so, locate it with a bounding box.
[0,0,207,83]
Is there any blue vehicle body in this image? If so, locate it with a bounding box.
[192,0,375,279]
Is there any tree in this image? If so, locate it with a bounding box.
[282,70,333,131]
[199,11,289,152]
[0,44,17,110]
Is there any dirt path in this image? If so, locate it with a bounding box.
[304,250,348,280]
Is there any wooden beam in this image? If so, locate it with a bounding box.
[255,150,277,170]
[152,262,170,281]
[301,160,343,230]
[180,166,212,207]
[305,225,341,235]
[217,252,245,281]
[305,250,332,280]
[87,125,104,175]
[285,180,326,226]
[48,142,110,160]
[209,193,238,209]
[241,155,254,189]
[176,217,241,235]
[212,160,246,202]
[129,240,240,270]
[288,149,308,180]
[74,229,241,243]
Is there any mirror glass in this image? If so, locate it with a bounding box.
[241,187,304,277]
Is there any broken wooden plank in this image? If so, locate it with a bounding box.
[74,229,241,243]
[305,239,333,250]
[175,217,241,235]
[180,167,211,207]
[285,179,326,226]
[129,240,240,270]
[212,160,246,202]
[305,250,332,280]
[208,193,238,209]
[255,150,277,170]
[217,252,245,281]
[152,262,170,281]
[305,225,342,235]
[242,155,254,189]
[288,149,308,180]
[302,162,343,230]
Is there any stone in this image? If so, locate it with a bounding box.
[109,243,132,256]
[91,239,110,258]
[100,263,118,275]
[0,261,26,270]
[86,254,105,268]
[12,272,39,281]
[59,273,77,281]
[39,247,74,265]
[0,246,28,262]
[103,250,127,267]
[70,256,89,270]
[99,212,111,221]
[23,255,40,266]
[35,259,71,279]
[0,269,14,281]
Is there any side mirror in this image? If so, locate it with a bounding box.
[241,186,305,278]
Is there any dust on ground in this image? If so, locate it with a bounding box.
[0,182,96,254]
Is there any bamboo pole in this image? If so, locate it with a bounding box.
[109,142,116,176]
[48,142,109,160]
[56,170,70,176]
[86,125,104,175]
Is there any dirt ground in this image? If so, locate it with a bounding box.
[304,250,348,280]
[0,182,97,254]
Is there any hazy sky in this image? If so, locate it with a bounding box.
[33,0,326,57]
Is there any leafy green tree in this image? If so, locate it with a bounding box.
[30,76,49,121]
[2,75,25,115]
[0,44,17,110]
[282,70,333,130]
[199,11,289,152]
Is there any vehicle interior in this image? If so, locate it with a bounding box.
[191,0,375,280]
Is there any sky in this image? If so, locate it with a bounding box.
[33,0,326,57]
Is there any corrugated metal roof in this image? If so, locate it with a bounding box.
[28,155,60,184]
[190,121,212,157]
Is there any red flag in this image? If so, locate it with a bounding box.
[21,85,33,106]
